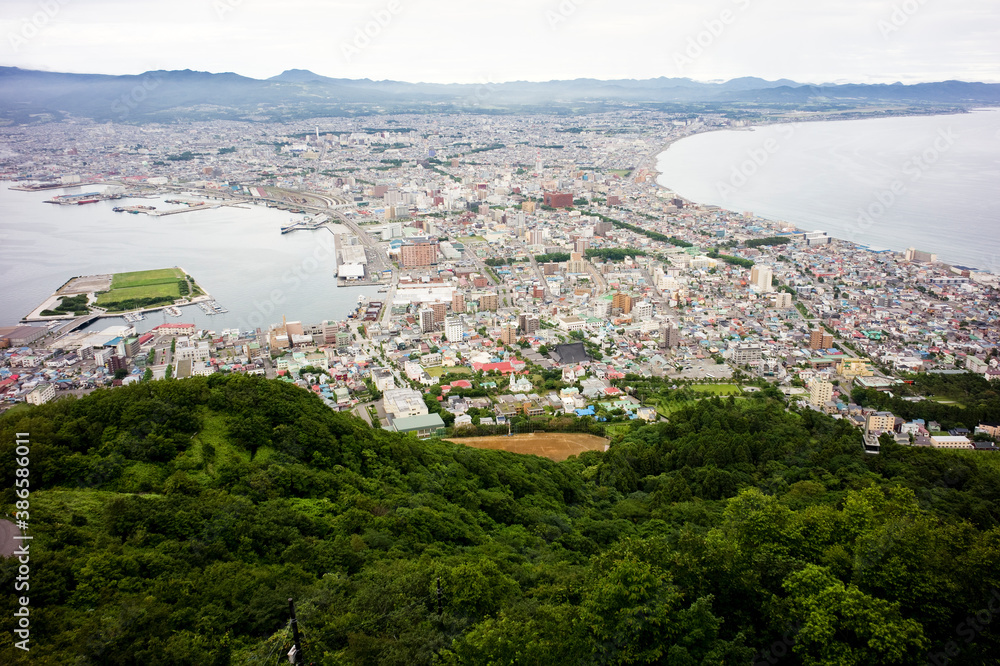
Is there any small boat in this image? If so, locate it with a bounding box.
[166,306,183,317]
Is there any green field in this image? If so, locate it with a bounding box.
[456,235,487,243]
[655,400,696,418]
[608,169,631,177]
[690,384,743,395]
[426,366,473,378]
[96,283,181,306]
[111,268,185,289]
[96,268,197,311]
[604,423,633,438]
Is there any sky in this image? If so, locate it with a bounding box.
[2,0,998,84]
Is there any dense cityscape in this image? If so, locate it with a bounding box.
[3,109,999,451]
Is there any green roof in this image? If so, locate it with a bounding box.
[392,413,446,433]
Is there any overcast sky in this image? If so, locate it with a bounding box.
[2,0,998,84]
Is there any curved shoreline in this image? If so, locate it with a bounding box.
[648,109,995,271]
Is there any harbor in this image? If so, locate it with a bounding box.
[280,213,331,234]
[197,300,229,316]
[44,191,120,205]
[1,182,384,329]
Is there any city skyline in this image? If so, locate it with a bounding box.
[2,0,999,84]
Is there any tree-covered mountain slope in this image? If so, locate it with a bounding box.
[2,374,999,664]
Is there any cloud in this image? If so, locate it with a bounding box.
[2,0,997,83]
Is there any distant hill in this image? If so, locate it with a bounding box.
[1,66,998,122]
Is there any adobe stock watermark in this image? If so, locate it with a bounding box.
[462,74,498,109]
[239,230,337,331]
[111,73,163,121]
[878,0,930,40]
[754,622,801,665]
[546,0,586,31]
[213,0,246,20]
[673,0,754,75]
[848,127,957,242]
[716,124,796,201]
[341,0,402,63]
[928,587,1000,665]
[7,0,69,52]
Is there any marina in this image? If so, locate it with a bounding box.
[197,300,229,315]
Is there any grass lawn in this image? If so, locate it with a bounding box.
[426,366,473,378]
[930,396,966,408]
[97,268,194,310]
[608,169,631,177]
[655,400,695,418]
[690,384,743,395]
[111,268,185,289]
[456,235,487,243]
[605,423,633,437]
[96,282,181,306]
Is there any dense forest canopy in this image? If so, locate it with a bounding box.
[2,374,1000,664]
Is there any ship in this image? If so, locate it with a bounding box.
[165,306,183,317]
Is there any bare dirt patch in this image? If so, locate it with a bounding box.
[445,432,609,462]
[60,274,112,295]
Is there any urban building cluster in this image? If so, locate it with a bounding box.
[3,110,999,448]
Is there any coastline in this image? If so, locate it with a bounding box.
[647,108,995,272]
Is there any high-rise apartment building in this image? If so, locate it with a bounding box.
[419,308,435,333]
[612,292,634,314]
[401,242,437,267]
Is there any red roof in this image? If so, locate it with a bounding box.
[153,323,194,330]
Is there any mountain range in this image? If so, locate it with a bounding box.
[2,66,998,122]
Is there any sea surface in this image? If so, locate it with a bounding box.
[0,187,382,331]
[656,109,1000,270]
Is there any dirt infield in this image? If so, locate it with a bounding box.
[445,432,610,462]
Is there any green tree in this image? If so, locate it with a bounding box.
[783,564,927,665]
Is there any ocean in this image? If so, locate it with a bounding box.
[655,109,1000,270]
[0,187,382,331]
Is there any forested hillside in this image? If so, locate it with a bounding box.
[2,375,999,665]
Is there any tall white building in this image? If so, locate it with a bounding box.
[750,265,774,293]
[809,379,834,407]
[632,301,654,321]
[445,316,464,343]
[27,383,55,406]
